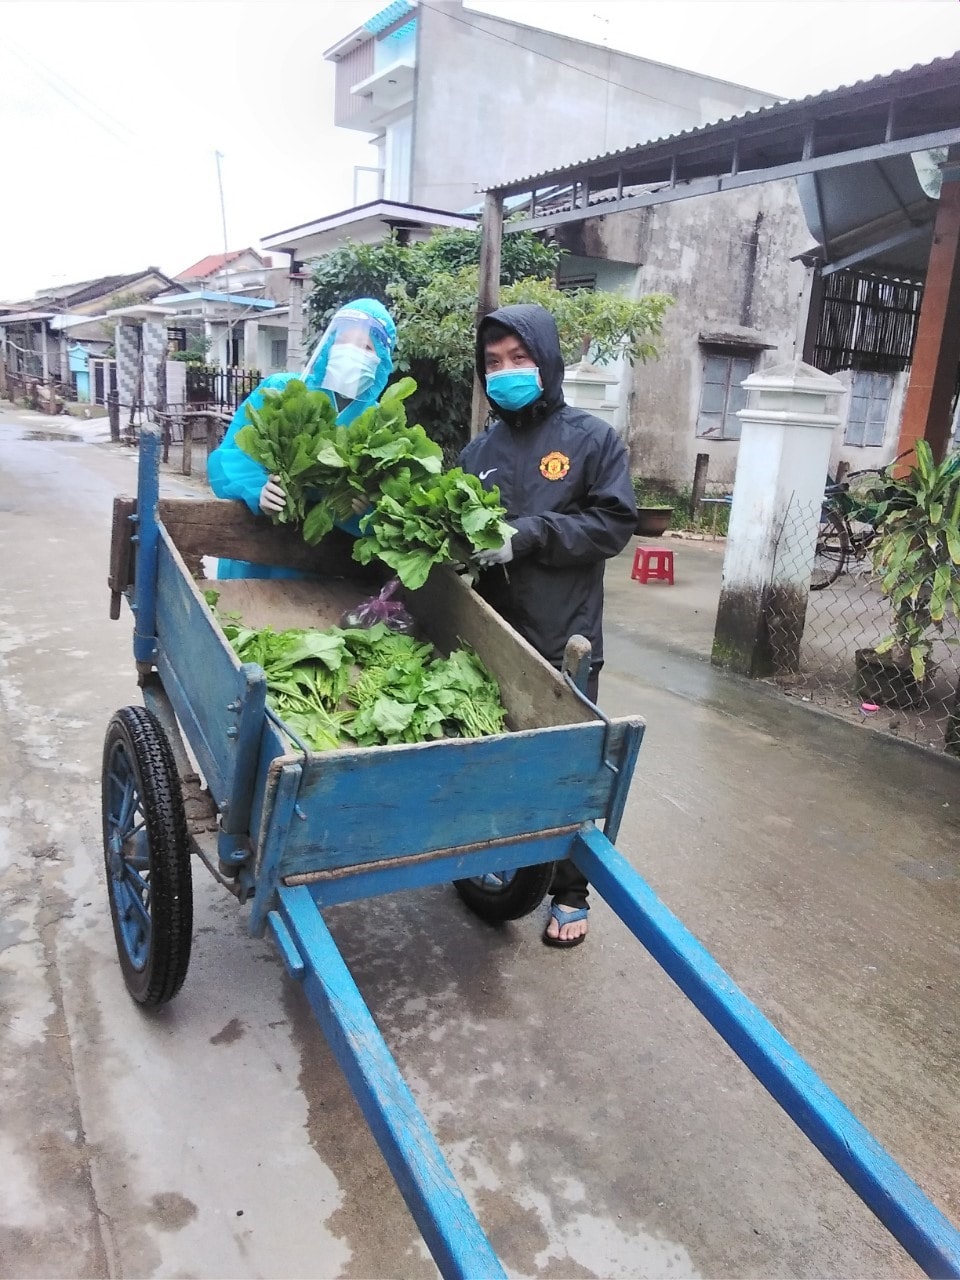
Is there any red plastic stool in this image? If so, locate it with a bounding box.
[631,546,674,584]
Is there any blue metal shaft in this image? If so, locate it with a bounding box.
[133,426,161,665]
[276,885,506,1280]
[573,824,960,1279]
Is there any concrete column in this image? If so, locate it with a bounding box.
[286,270,308,370]
[115,321,141,409]
[712,358,845,677]
[39,323,49,384]
[141,320,167,411]
[243,318,260,372]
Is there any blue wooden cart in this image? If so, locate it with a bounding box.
[103,427,960,1278]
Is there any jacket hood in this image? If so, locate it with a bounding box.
[476,304,565,422]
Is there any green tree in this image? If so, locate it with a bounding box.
[306,228,671,454]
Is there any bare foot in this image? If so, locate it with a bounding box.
[545,903,589,944]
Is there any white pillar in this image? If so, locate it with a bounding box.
[286,271,307,370]
[712,358,845,676]
[243,318,260,372]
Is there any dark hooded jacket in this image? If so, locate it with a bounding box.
[458,304,637,668]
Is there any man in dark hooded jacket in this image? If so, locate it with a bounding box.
[459,303,637,948]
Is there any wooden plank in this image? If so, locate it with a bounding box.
[405,566,594,729]
[276,886,507,1280]
[211,577,369,633]
[276,722,622,879]
[573,825,960,1280]
[108,494,136,619]
[159,496,382,578]
[283,829,577,903]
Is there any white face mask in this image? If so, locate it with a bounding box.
[321,344,379,400]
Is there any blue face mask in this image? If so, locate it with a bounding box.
[485,368,542,412]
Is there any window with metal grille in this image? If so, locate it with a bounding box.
[812,269,921,374]
[844,371,893,447]
[696,349,755,440]
[270,338,287,368]
[166,327,187,354]
[558,274,597,293]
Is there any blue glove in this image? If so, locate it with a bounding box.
[474,536,514,568]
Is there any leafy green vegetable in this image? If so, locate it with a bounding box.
[353,469,515,590]
[234,379,339,525]
[216,613,507,750]
[300,377,443,543]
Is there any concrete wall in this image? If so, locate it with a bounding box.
[623,179,808,488]
[412,1,778,212]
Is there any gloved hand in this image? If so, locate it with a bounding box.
[474,536,514,568]
[259,475,286,515]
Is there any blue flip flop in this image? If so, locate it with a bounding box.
[542,902,589,949]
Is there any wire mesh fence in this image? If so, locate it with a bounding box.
[763,496,960,756]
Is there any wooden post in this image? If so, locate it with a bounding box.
[107,388,120,443]
[470,190,504,439]
[894,157,960,465]
[797,264,825,364]
[689,452,709,518]
[182,414,193,476]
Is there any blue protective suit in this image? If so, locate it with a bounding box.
[207,298,397,578]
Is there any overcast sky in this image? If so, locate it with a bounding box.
[2,0,959,302]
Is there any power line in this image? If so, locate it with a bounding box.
[4,40,140,146]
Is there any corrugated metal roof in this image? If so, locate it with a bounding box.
[488,50,960,194]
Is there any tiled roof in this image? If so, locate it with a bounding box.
[176,249,263,280]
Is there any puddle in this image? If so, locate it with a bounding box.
[21,431,83,443]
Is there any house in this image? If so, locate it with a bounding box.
[260,0,782,379]
[0,267,186,396]
[323,0,779,211]
[474,52,960,485]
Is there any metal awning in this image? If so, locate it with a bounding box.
[486,52,960,279]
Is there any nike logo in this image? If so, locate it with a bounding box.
[479,468,497,481]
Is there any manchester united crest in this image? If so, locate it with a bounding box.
[539,450,570,481]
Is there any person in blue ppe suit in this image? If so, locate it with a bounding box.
[207,297,397,578]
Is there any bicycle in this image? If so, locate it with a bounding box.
[810,451,911,590]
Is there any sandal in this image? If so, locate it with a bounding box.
[542,902,589,949]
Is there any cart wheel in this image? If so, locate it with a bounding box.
[453,863,555,922]
[101,706,193,1007]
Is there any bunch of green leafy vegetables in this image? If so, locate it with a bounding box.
[233,375,513,588]
[233,378,338,525]
[299,377,444,546]
[354,470,515,591]
[209,601,507,750]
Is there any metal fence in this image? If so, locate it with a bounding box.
[186,365,260,409]
[763,496,960,756]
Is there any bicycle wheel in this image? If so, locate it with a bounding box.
[810,509,847,590]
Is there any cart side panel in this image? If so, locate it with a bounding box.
[154,530,266,820]
[275,720,632,879]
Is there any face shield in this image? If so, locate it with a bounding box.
[303,306,395,403]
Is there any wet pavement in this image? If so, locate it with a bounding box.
[1,400,958,1278]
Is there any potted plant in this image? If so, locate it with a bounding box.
[631,475,674,537]
[854,440,960,708]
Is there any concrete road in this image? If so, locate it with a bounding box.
[1,404,958,1279]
